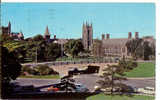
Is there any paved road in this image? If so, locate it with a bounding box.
[12,74,155,91]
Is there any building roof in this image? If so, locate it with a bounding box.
[102,38,131,48]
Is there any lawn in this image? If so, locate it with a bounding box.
[87,94,155,100]
[56,56,104,62]
[19,75,60,79]
[124,62,155,77]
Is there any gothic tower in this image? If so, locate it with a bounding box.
[82,22,93,50]
[8,21,11,34]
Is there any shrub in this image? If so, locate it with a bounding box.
[34,65,59,75]
[21,65,38,75]
[21,65,59,76]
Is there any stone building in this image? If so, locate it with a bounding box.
[102,32,138,57]
[1,22,24,40]
[1,21,11,34]
[82,22,93,50]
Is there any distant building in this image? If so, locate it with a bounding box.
[1,21,11,34]
[82,22,93,50]
[43,25,68,45]
[101,32,133,57]
[101,32,155,58]
[1,22,24,40]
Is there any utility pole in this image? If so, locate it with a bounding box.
[36,46,37,64]
[61,43,63,58]
[35,43,38,65]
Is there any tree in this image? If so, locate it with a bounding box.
[0,34,13,42]
[118,58,138,72]
[43,43,61,61]
[2,46,22,95]
[3,41,27,62]
[25,40,46,62]
[2,47,22,82]
[143,41,153,60]
[126,39,155,60]
[126,39,144,60]
[92,39,104,57]
[150,42,155,59]
[32,34,44,41]
[64,39,84,58]
[25,40,61,62]
[97,59,137,94]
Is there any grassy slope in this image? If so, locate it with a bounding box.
[125,62,155,77]
[19,75,60,79]
[87,94,155,100]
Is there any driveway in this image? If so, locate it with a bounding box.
[13,74,155,92]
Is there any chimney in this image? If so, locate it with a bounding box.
[106,34,110,39]
[102,34,105,40]
[54,35,56,39]
[128,32,132,39]
[135,32,139,39]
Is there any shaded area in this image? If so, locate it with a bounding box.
[87,93,154,100]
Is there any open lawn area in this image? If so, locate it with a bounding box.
[19,75,60,79]
[125,62,155,77]
[87,94,155,100]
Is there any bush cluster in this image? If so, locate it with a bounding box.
[21,65,59,76]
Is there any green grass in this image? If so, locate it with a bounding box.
[56,56,104,62]
[87,94,155,100]
[125,62,155,77]
[19,75,60,79]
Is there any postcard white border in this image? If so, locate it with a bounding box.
[1,0,160,100]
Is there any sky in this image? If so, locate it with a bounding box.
[1,3,155,39]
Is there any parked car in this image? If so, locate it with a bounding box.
[94,85,136,93]
[75,84,89,92]
[114,57,120,62]
[68,65,100,75]
[68,68,79,75]
[137,87,155,95]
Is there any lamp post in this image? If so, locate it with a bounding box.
[61,42,63,58]
[35,43,38,65]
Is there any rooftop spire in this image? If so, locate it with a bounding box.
[45,26,50,36]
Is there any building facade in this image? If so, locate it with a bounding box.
[82,22,93,50]
[102,32,138,57]
[101,32,155,58]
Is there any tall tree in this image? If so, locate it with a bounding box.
[32,34,44,41]
[97,59,137,94]
[2,46,22,96]
[126,39,143,60]
[126,39,154,60]
[3,41,27,62]
[45,43,61,61]
[143,41,153,60]
[64,39,84,58]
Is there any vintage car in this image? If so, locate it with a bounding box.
[68,65,100,75]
